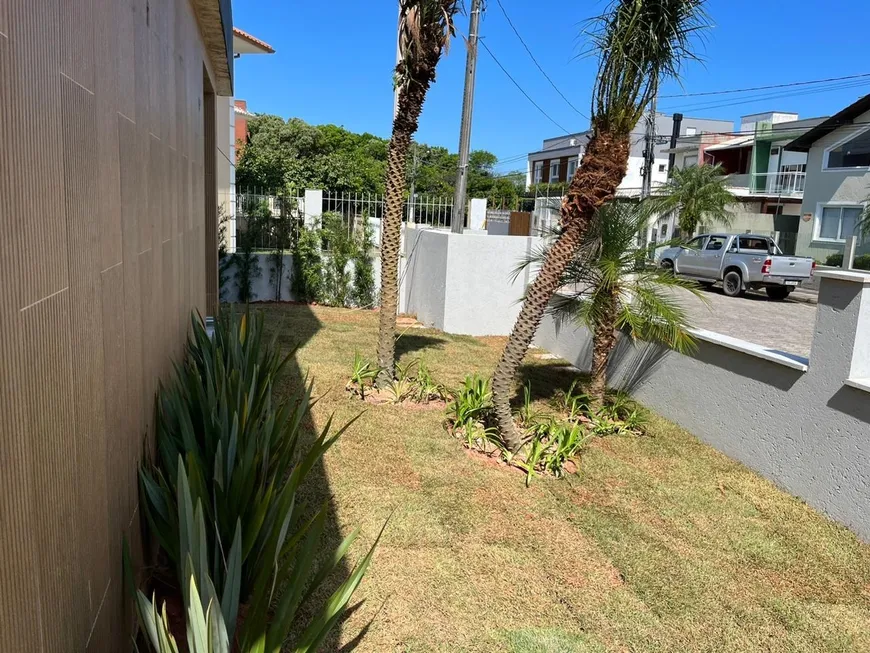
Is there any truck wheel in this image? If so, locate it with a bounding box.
[661,259,674,273]
[723,270,744,297]
[765,286,791,301]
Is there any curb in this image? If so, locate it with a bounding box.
[789,290,818,306]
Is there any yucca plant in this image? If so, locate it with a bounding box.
[348,351,380,399]
[519,202,704,406]
[377,0,460,386]
[491,0,710,450]
[644,162,736,236]
[446,374,493,428]
[139,311,380,650]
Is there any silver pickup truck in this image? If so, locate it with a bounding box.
[658,233,816,300]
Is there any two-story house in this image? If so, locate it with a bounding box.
[660,112,826,254]
[526,113,732,194]
[785,94,870,262]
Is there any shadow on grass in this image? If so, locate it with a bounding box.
[394,333,446,360]
[516,361,590,406]
[256,302,357,651]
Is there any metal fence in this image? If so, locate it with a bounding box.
[235,188,306,251]
[321,191,455,230]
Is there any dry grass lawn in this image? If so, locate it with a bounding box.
[258,303,870,653]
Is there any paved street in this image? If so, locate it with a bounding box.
[677,286,817,358]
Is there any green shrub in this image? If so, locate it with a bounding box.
[321,213,356,306]
[824,253,870,270]
[352,219,377,308]
[292,227,324,303]
[512,421,592,486]
[137,311,380,651]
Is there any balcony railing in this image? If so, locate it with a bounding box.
[726,171,806,197]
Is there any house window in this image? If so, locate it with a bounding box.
[824,127,870,169]
[567,158,578,179]
[683,154,698,168]
[658,163,667,173]
[770,147,780,156]
[685,127,697,136]
[549,161,561,183]
[816,205,864,242]
[533,161,543,184]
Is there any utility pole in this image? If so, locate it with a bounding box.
[667,113,683,178]
[641,97,657,200]
[451,0,482,233]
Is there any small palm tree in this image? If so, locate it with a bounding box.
[522,202,704,405]
[377,0,460,386]
[491,0,710,450]
[646,163,736,236]
[859,200,870,238]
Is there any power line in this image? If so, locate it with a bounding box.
[660,72,870,99]
[477,36,573,135]
[493,0,588,119]
[660,79,870,114]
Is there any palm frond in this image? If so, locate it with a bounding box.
[644,163,737,235]
[585,0,710,131]
[396,0,462,92]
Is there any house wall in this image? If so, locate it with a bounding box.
[535,271,870,542]
[797,108,870,261]
[0,0,226,649]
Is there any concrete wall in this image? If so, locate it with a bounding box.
[403,229,543,336]
[535,270,870,541]
[797,108,870,261]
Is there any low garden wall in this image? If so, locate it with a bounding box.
[402,227,543,336]
[534,270,870,541]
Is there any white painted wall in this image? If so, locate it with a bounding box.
[402,229,543,336]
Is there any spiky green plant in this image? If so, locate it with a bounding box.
[519,201,705,405]
[491,0,710,450]
[377,0,460,386]
[139,311,381,651]
[645,163,737,236]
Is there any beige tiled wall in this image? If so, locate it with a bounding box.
[0,0,219,648]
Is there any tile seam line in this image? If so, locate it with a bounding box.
[59,72,95,97]
[19,287,68,313]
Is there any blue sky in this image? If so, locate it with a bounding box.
[231,0,870,174]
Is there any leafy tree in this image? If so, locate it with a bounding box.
[376,0,460,386]
[522,202,703,405]
[491,0,710,451]
[646,163,736,236]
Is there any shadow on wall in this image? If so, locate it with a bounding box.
[827,386,870,423]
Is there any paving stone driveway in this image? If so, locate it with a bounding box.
[678,286,816,358]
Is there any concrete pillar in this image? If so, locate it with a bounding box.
[469,198,487,231]
[303,189,322,228]
[814,270,870,383]
[843,235,858,269]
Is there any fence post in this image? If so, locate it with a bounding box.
[304,189,322,228]
[843,235,858,270]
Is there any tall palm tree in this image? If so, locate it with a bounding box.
[646,162,736,236]
[520,202,704,406]
[377,0,460,386]
[491,0,710,451]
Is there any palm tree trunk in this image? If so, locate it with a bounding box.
[491,130,630,451]
[589,292,618,407]
[376,84,427,386]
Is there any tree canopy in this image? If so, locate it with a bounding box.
[236,114,524,201]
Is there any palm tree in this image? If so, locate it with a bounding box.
[491,0,710,451]
[377,0,460,386]
[646,162,736,236]
[521,202,704,406]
